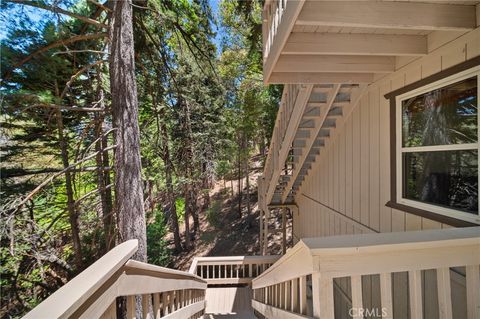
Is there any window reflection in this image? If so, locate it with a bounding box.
[402,77,477,147]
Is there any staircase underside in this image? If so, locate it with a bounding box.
[203,287,255,318]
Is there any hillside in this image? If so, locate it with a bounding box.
[168,155,283,271]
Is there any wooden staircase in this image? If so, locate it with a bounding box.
[262,83,366,208]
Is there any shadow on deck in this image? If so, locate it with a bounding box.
[203,286,255,318]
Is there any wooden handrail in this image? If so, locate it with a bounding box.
[252,227,480,318]
[23,240,138,319]
[23,240,208,319]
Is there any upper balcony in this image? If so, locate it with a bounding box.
[262,0,478,84]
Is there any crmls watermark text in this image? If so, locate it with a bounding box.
[349,307,388,317]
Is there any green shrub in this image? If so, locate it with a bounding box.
[147,209,171,266]
[206,200,222,228]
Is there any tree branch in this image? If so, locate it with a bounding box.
[26,103,107,112]
[1,166,112,178]
[6,0,108,28]
[9,145,117,213]
[3,33,107,79]
[60,60,107,98]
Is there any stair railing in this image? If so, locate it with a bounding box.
[23,240,207,319]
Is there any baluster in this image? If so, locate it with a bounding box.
[380,273,393,319]
[299,276,307,315]
[171,291,176,312]
[269,285,272,306]
[178,290,183,309]
[142,294,150,319]
[437,268,452,319]
[466,265,480,319]
[291,278,298,313]
[273,284,277,307]
[277,284,281,308]
[265,286,269,305]
[279,282,284,309]
[162,291,168,315]
[126,295,136,319]
[285,280,291,310]
[153,293,160,319]
[351,276,363,319]
[409,270,423,319]
[178,290,182,309]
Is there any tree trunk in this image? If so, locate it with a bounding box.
[166,169,181,252]
[94,73,114,252]
[184,187,191,250]
[181,99,199,240]
[55,109,83,271]
[237,145,242,218]
[160,118,182,252]
[53,78,83,271]
[109,0,146,262]
[192,191,200,235]
[245,150,250,215]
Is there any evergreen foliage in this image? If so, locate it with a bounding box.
[0,0,280,316]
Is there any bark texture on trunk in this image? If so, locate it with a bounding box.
[109,0,146,262]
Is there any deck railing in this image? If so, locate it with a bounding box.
[252,227,480,319]
[189,255,280,285]
[23,240,207,319]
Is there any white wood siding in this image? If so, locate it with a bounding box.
[295,28,480,238]
[292,29,479,318]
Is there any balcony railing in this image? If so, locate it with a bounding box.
[22,240,207,319]
[189,255,280,285]
[252,227,480,319]
[263,0,286,62]
[262,0,306,83]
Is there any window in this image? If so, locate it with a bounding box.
[395,66,479,224]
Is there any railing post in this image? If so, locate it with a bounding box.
[312,272,334,319]
[263,208,270,254]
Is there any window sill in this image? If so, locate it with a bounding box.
[385,201,479,227]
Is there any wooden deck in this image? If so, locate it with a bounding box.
[203,287,255,318]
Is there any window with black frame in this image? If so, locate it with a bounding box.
[396,67,479,224]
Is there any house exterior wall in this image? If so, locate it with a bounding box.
[293,28,480,241]
[291,29,479,318]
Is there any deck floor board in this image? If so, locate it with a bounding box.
[203,287,255,318]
